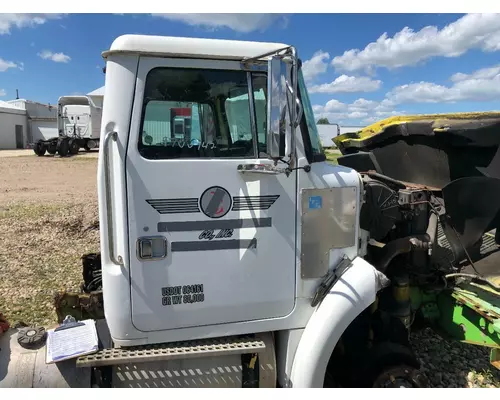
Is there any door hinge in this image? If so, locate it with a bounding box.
[311,255,352,307]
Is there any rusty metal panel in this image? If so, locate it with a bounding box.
[300,187,357,279]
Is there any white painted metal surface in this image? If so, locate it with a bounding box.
[289,257,384,387]
[5,99,57,143]
[31,120,58,141]
[103,34,289,60]
[87,86,105,109]
[98,37,367,356]
[0,102,27,149]
[126,57,297,332]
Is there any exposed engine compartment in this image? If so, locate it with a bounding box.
[333,113,500,298]
[360,172,500,290]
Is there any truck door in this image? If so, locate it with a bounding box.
[125,57,297,332]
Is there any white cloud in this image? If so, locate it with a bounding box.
[309,74,382,94]
[0,14,64,35]
[450,64,500,82]
[152,14,288,33]
[302,50,330,82]
[0,58,19,72]
[0,89,6,96]
[313,97,401,124]
[38,50,71,63]
[332,13,500,73]
[387,64,500,104]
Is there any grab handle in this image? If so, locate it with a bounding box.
[103,131,123,265]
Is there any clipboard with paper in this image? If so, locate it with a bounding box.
[45,318,99,364]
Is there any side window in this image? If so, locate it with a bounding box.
[139,67,261,159]
[252,74,268,156]
[224,73,267,156]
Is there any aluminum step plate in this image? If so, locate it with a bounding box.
[76,335,266,368]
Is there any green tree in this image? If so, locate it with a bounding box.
[317,118,330,124]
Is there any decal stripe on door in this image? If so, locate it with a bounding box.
[158,218,272,232]
[171,239,257,252]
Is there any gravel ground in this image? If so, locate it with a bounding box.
[0,152,499,388]
[411,328,500,388]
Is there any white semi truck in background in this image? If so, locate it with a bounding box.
[1,34,499,388]
[33,95,102,157]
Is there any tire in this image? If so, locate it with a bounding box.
[84,140,97,152]
[69,139,80,155]
[371,365,427,388]
[33,140,46,156]
[57,138,70,157]
[47,141,57,155]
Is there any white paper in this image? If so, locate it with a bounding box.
[46,319,98,364]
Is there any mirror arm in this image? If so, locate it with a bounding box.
[242,46,293,65]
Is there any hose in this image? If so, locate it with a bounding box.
[364,171,407,190]
[376,235,430,273]
[444,273,500,291]
[376,213,437,273]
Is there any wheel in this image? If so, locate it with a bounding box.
[69,139,80,155]
[17,326,47,349]
[47,141,57,155]
[33,140,46,156]
[372,365,427,388]
[57,138,70,157]
[84,140,97,152]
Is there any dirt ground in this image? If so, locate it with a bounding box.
[0,152,100,325]
[0,149,99,159]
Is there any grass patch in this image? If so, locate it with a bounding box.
[0,201,100,326]
[325,149,341,164]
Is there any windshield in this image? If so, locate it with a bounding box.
[298,69,324,159]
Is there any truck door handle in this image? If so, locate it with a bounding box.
[136,236,168,261]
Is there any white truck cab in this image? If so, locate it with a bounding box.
[94,34,389,388]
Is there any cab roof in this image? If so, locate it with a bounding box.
[102,34,290,61]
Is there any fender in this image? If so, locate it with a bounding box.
[289,257,387,388]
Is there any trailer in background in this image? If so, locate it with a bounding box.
[33,96,102,157]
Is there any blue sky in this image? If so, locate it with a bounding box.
[1,13,500,126]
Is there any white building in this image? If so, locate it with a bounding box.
[87,86,104,108]
[0,101,27,149]
[7,99,58,144]
[0,99,58,149]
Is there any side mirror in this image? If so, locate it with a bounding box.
[266,56,289,160]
